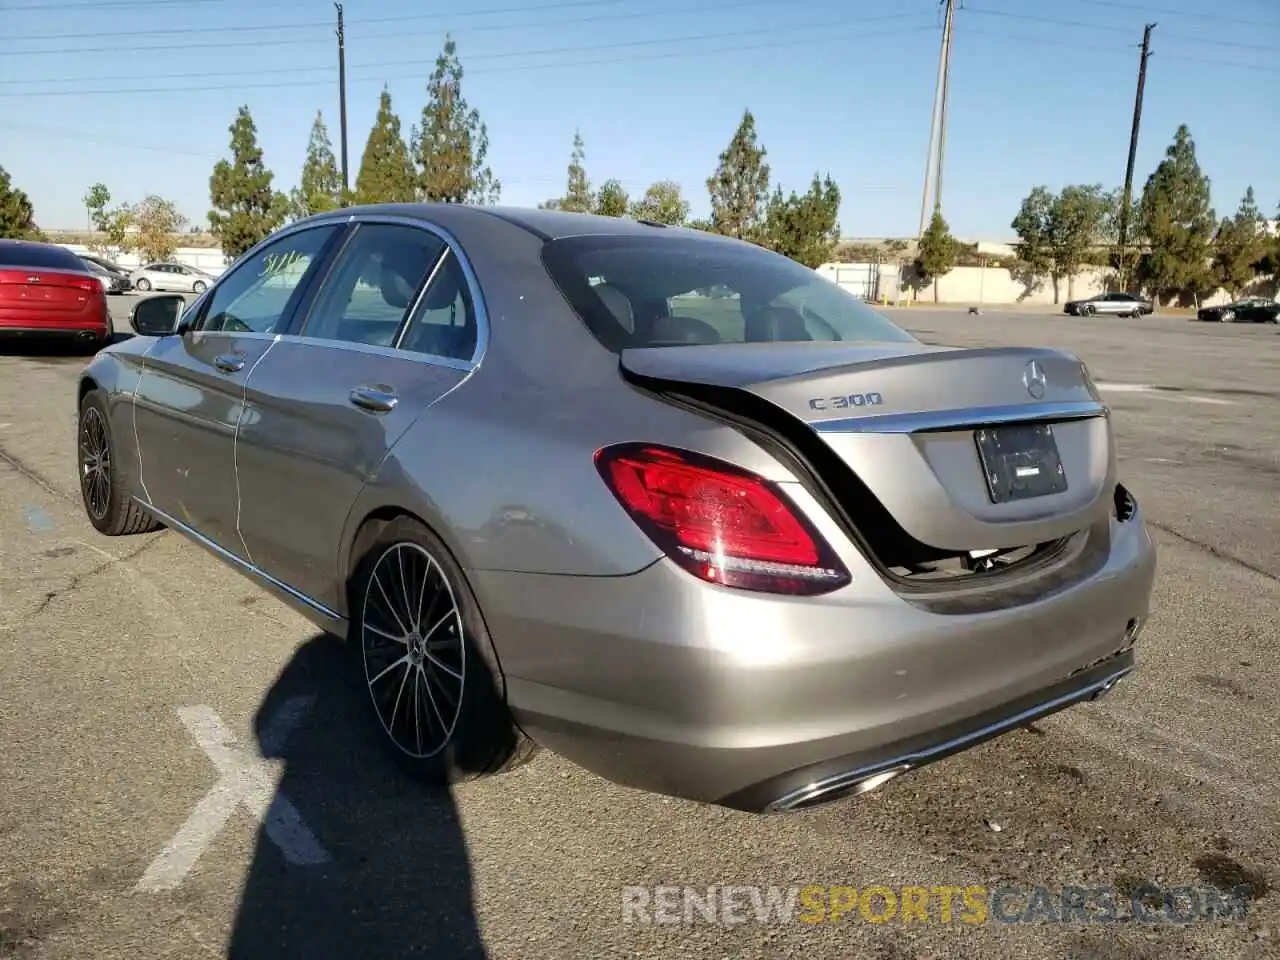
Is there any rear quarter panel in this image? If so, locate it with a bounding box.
[335,211,802,584]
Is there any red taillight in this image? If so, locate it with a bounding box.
[595,443,851,596]
[71,275,103,295]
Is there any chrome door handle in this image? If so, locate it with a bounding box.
[213,353,246,373]
[349,384,398,413]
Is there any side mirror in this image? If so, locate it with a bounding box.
[130,294,187,337]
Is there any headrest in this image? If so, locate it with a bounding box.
[649,315,721,345]
[420,253,463,312]
[379,247,428,310]
[745,305,810,342]
[593,283,634,333]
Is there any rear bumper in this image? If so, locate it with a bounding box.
[0,325,108,341]
[475,502,1156,812]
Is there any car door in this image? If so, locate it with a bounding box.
[234,218,482,611]
[132,223,344,556]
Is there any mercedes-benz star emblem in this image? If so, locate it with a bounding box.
[1023,359,1047,399]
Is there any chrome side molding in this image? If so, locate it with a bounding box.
[132,498,344,626]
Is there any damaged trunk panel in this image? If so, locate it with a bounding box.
[619,342,1116,597]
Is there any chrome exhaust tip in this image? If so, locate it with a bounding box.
[1089,667,1132,701]
[770,763,913,813]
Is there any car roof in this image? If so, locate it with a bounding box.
[298,202,735,243]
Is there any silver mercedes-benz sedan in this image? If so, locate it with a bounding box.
[75,204,1156,812]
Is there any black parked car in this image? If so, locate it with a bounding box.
[1196,298,1279,323]
[77,254,133,294]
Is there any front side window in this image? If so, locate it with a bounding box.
[301,223,446,347]
[541,234,916,352]
[200,226,339,334]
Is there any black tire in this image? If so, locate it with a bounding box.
[135,277,150,291]
[351,516,525,785]
[192,280,207,294]
[78,389,164,536]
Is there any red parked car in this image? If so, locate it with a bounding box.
[0,239,111,347]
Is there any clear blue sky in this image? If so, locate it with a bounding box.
[1,0,1276,238]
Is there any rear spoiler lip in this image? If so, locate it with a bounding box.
[812,399,1110,435]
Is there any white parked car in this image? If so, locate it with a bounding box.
[129,261,214,293]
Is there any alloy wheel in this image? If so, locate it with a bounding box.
[79,406,111,521]
[362,541,466,759]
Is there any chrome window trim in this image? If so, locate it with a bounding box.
[811,400,1108,435]
[310,212,490,369]
[191,211,491,372]
[270,333,476,372]
[392,246,450,350]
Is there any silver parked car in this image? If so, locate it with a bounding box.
[129,260,213,293]
[74,205,1156,812]
[1064,292,1153,317]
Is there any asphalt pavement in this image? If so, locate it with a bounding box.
[0,301,1276,959]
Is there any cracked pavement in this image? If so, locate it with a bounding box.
[0,305,1276,959]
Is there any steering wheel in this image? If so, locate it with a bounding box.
[216,314,253,333]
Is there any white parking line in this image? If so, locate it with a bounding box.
[136,697,329,893]
[1096,382,1235,405]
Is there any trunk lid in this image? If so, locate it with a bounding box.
[620,341,1114,555]
[0,268,101,314]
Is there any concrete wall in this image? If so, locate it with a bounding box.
[57,244,228,277]
[816,261,1265,308]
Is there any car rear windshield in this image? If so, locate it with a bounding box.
[540,233,916,352]
[0,241,85,271]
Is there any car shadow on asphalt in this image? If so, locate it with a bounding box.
[228,634,487,959]
[0,333,133,364]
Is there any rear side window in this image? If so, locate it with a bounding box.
[301,223,446,347]
[0,241,85,271]
[541,234,915,352]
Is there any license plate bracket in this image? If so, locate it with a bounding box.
[974,423,1068,504]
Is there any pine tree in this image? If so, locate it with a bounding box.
[412,36,500,204]
[761,174,842,268]
[1135,124,1216,305]
[208,105,288,259]
[1012,185,1115,301]
[706,109,771,241]
[629,180,688,225]
[561,131,592,213]
[0,166,39,239]
[291,111,344,219]
[915,207,958,302]
[354,88,418,205]
[1211,186,1265,299]
[594,180,629,218]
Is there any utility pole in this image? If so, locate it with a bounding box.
[918,0,956,239]
[335,2,349,195]
[1117,22,1155,290]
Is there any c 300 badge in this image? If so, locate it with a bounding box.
[808,392,884,411]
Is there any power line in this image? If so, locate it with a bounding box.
[0,21,942,99]
[1065,0,1280,30]
[0,0,845,58]
[6,10,935,89]
[962,5,1275,51]
[8,0,315,10]
[0,118,911,196]
[5,0,626,42]
[960,26,1278,71]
